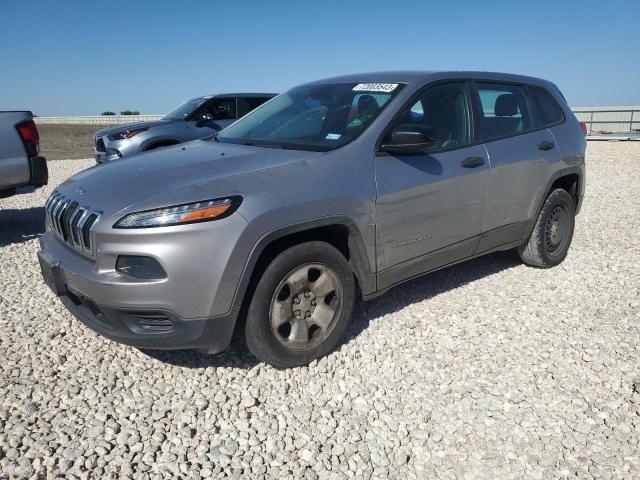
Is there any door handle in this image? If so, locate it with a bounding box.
[538,141,555,151]
[461,156,485,168]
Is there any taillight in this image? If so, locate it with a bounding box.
[16,119,40,156]
[579,122,588,136]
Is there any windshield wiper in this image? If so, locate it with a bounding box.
[242,141,284,149]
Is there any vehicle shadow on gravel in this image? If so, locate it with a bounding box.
[342,250,522,345]
[141,250,520,369]
[140,343,259,369]
[0,206,46,247]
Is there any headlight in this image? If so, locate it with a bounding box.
[114,197,241,229]
[108,127,149,141]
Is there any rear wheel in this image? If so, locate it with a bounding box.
[518,188,575,268]
[244,241,355,369]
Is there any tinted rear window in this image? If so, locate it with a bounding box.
[475,83,531,141]
[244,97,272,111]
[530,87,564,127]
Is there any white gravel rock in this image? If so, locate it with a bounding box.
[1,143,639,478]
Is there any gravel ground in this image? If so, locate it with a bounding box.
[1,143,639,479]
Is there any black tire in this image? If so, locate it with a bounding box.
[518,188,576,268]
[244,241,356,369]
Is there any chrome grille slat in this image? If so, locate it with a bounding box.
[52,199,67,236]
[45,191,101,257]
[70,209,86,246]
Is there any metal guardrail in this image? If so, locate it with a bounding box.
[33,108,640,134]
[573,109,640,134]
[34,115,163,125]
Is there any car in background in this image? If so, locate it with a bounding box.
[93,93,276,163]
[0,111,47,198]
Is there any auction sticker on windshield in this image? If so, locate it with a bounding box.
[353,83,398,93]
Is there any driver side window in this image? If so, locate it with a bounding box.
[385,82,471,152]
[201,99,237,121]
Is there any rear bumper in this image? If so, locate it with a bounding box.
[29,156,48,187]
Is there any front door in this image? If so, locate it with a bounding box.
[189,97,238,135]
[374,82,489,287]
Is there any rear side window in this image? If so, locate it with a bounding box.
[475,83,531,141]
[244,97,272,112]
[530,86,564,127]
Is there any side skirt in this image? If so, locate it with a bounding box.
[366,222,530,301]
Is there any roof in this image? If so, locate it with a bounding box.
[204,93,278,99]
[304,70,556,89]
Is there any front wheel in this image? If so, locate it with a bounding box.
[244,241,355,369]
[518,188,576,268]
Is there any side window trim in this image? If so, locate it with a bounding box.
[468,81,485,144]
[376,80,474,155]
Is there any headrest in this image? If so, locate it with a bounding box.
[495,94,518,117]
[358,95,378,115]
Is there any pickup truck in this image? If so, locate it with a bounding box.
[0,111,48,198]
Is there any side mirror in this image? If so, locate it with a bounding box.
[380,125,437,154]
[196,114,214,128]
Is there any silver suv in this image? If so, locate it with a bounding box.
[94,93,275,163]
[39,71,586,368]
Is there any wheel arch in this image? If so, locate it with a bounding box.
[526,165,583,239]
[231,216,376,314]
[141,138,181,151]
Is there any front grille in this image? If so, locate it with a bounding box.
[45,191,101,256]
[95,137,106,152]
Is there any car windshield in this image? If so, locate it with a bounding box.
[163,97,210,120]
[216,83,403,151]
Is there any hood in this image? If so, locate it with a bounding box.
[56,140,324,221]
[95,119,176,137]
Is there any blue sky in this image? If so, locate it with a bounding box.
[0,0,638,115]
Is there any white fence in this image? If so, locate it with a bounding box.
[34,115,163,125]
[572,106,640,134]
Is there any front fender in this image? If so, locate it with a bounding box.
[230,215,377,310]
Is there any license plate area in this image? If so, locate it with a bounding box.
[38,252,66,296]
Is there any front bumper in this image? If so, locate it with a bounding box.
[94,136,137,163]
[37,210,257,351]
[61,292,240,351]
[37,246,240,352]
[95,151,121,164]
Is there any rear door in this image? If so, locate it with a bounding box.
[472,82,562,252]
[374,82,489,284]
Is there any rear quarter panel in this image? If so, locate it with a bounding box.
[0,111,31,189]
[546,87,587,213]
